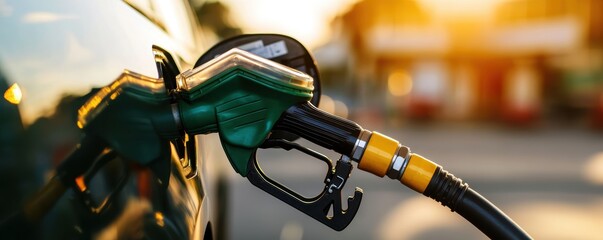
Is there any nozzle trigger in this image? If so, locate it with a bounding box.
[247,139,363,231]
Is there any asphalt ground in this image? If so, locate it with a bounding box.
[225,123,603,239]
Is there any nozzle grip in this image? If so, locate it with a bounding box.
[274,102,362,156]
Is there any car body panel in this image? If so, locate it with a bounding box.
[0,0,222,239]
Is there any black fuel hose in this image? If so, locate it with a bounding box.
[424,167,531,239]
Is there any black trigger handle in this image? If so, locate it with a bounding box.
[247,139,363,231]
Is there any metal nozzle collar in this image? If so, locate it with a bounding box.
[350,130,371,163]
[386,145,410,180]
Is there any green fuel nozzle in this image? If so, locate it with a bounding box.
[174,48,314,175]
[71,44,361,230]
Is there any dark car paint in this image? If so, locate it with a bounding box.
[0,1,222,239]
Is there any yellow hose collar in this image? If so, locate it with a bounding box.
[358,132,399,177]
[400,154,438,193]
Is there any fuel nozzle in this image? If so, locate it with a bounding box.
[274,101,454,193]
[273,102,531,239]
[174,48,314,175]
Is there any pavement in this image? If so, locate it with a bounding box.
[224,123,603,239]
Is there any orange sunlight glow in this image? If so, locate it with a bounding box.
[222,0,359,49]
[222,0,503,49]
[420,0,504,20]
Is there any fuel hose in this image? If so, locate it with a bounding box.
[275,102,532,239]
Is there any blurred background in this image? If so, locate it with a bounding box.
[193,0,603,239]
[2,0,603,239]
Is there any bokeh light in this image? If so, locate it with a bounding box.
[388,70,413,97]
[4,83,22,104]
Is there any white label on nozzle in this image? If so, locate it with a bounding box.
[236,40,264,52]
[264,40,288,58]
[237,40,288,59]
